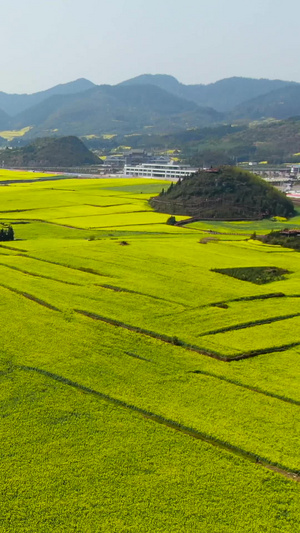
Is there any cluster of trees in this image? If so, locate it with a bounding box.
[0,224,14,241]
[262,230,300,251]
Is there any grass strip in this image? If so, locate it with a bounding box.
[17,364,300,481]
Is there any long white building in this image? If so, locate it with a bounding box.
[124,162,198,180]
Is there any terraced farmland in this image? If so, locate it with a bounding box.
[1,175,300,532]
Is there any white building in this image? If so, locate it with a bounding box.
[124,162,198,180]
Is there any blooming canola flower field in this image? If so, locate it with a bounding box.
[1,174,300,532]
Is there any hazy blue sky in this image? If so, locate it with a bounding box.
[1,0,299,93]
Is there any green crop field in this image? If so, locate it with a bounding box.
[0,175,300,531]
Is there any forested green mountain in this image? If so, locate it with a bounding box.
[230,85,300,121]
[150,166,295,219]
[120,75,293,112]
[1,75,300,143]
[0,136,101,167]
[0,108,10,129]
[10,84,222,137]
[0,78,95,116]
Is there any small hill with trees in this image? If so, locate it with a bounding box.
[0,136,101,167]
[150,166,295,220]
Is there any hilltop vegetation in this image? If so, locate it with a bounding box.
[150,167,295,219]
[0,136,101,167]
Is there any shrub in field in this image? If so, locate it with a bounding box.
[166,216,177,225]
[0,224,14,241]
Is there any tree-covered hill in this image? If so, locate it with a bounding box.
[0,136,101,167]
[150,166,295,220]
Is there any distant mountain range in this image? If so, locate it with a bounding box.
[1,75,300,139]
[0,78,95,117]
[11,84,221,137]
[119,74,293,112]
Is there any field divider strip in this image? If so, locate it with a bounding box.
[96,283,190,308]
[16,364,300,482]
[163,293,287,318]
[235,342,300,359]
[205,292,287,308]
[125,351,152,362]
[189,370,300,406]
[199,312,300,337]
[0,243,28,252]
[19,253,113,278]
[14,218,88,230]
[74,309,227,360]
[56,209,151,220]
[74,309,300,362]
[0,283,60,311]
[0,262,83,286]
